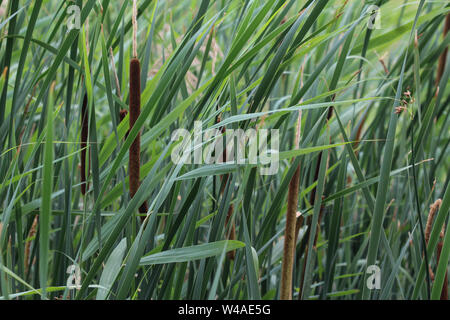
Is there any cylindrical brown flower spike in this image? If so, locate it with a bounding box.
[129,58,148,219]
[280,165,300,300]
[127,0,148,221]
[80,93,89,195]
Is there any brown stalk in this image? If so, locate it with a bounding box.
[376,51,390,75]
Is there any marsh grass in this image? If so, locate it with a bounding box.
[0,0,448,300]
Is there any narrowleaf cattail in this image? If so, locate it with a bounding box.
[281,65,305,299]
[280,110,302,300]
[129,1,148,219]
[80,93,89,195]
[425,199,442,245]
[280,165,300,300]
[129,57,147,217]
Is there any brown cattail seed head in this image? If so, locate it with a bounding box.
[425,199,442,244]
[129,58,147,218]
[129,58,141,200]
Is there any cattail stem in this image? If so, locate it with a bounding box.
[132,0,138,59]
[80,93,89,195]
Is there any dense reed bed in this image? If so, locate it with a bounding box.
[0,0,448,300]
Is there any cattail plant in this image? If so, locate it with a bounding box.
[4,0,450,301]
[129,0,148,218]
[281,62,305,299]
[425,199,441,244]
[280,110,302,300]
